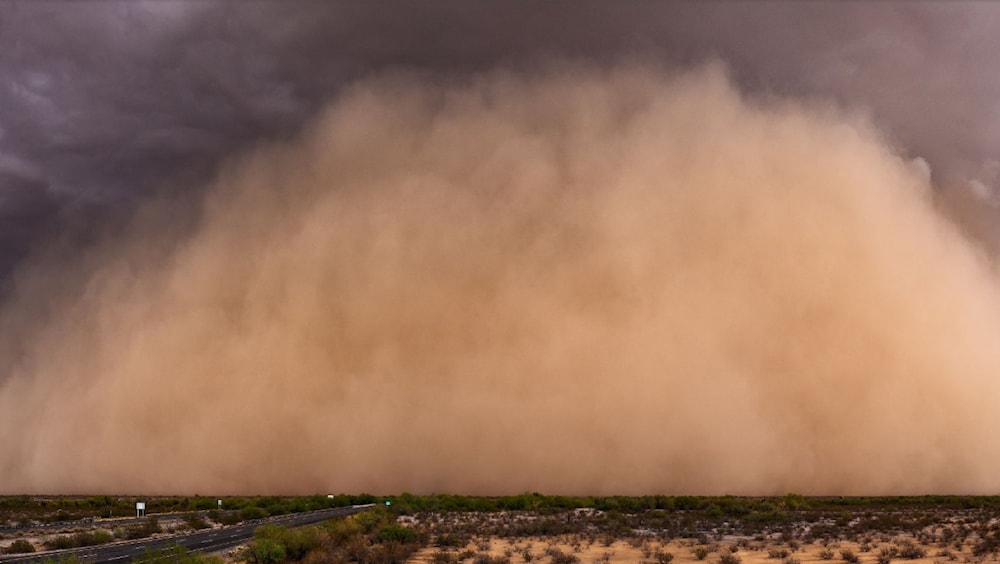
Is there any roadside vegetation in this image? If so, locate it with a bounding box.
[0,494,375,527]
[239,509,425,564]
[10,495,1000,562]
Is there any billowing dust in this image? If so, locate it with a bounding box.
[2,63,999,495]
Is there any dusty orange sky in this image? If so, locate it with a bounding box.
[2,63,1000,495]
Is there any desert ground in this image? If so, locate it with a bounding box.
[5,496,1000,563]
[409,534,953,564]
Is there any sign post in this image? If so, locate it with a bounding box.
[136,502,145,518]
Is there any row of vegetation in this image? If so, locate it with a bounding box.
[64,510,428,564]
[378,493,1000,514]
[0,494,378,527]
[17,495,1000,563]
[9,493,1000,525]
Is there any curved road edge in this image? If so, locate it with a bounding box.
[0,504,376,563]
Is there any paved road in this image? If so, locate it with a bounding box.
[0,505,374,563]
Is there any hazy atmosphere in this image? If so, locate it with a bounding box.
[3,2,1000,496]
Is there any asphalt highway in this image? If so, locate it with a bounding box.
[0,504,375,563]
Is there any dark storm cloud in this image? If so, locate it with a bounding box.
[1,1,1000,275]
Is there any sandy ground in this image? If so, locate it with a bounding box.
[2,516,971,564]
[410,536,960,564]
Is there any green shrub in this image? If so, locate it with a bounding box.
[240,507,268,521]
[260,523,323,560]
[252,538,286,564]
[379,524,417,543]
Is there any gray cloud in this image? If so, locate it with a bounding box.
[2,2,999,261]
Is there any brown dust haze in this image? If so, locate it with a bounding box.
[2,64,1000,495]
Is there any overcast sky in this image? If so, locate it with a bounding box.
[2,1,1000,279]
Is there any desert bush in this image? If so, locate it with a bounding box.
[431,550,459,564]
[898,543,926,559]
[43,535,75,550]
[252,523,323,561]
[379,524,417,544]
[473,553,510,564]
[240,507,268,521]
[973,536,1000,556]
[695,546,711,560]
[4,539,34,554]
[655,549,675,563]
[183,513,210,530]
[719,552,742,564]
[819,549,835,560]
[783,558,800,564]
[124,518,161,540]
[436,533,467,548]
[218,512,241,526]
[545,548,580,564]
[251,538,286,564]
[769,549,790,559]
[877,546,899,564]
[841,549,860,563]
[74,530,113,547]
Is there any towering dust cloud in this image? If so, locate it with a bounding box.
[2,63,1000,495]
